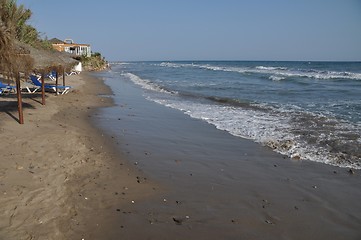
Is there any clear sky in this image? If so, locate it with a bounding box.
[17,0,361,61]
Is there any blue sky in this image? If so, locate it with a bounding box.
[17,0,361,61]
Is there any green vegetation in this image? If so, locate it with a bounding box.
[0,0,52,50]
[1,0,107,73]
[79,52,109,71]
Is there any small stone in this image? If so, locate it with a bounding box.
[172,217,183,225]
[348,169,355,174]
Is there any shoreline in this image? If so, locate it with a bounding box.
[93,71,361,240]
[1,71,360,239]
[0,73,157,239]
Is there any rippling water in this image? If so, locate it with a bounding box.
[109,61,361,169]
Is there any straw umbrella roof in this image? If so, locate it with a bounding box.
[16,42,79,73]
[53,51,79,72]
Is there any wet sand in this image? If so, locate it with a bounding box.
[0,72,360,240]
[93,73,361,240]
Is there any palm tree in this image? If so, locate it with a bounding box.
[0,0,15,73]
[0,1,31,80]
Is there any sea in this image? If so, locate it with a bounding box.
[107,61,361,169]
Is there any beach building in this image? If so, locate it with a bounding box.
[50,38,91,57]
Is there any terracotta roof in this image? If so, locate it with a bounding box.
[49,38,65,44]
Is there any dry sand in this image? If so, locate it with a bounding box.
[0,73,156,240]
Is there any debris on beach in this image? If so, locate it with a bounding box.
[172,216,190,225]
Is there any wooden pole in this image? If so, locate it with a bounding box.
[16,73,24,124]
[41,72,45,105]
[62,68,66,86]
[55,70,58,95]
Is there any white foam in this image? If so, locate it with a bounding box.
[123,73,175,94]
[157,62,361,81]
[121,66,361,169]
[269,76,285,81]
[148,97,361,169]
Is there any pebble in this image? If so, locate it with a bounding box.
[265,220,273,224]
[348,169,355,174]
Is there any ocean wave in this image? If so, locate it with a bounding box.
[120,63,361,169]
[158,62,361,81]
[269,75,285,81]
[149,96,361,169]
[123,73,176,94]
[256,66,288,71]
[110,62,130,65]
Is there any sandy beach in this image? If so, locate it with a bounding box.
[0,73,156,239]
[1,72,360,240]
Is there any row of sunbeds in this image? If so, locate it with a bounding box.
[0,75,72,95]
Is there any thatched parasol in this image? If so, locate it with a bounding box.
[1,42,78,124]
[53,51,79,72]
[52,50,79,86]
[19,42,78,99]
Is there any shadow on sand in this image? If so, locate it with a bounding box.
[0,93,44,123]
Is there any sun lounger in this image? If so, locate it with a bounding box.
[46,71,58,81]
[0,81,16,94]
[66,71,79,76]
[29,75,72,95]
[21,81,40,93]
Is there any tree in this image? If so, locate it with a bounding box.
[0,0,16,73]
[0,0,52,50]
[0,0,36,42]
[0,0,33,75]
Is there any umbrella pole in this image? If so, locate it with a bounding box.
[41,72,45,105]
[63,69,66,86]
[16,73,24,124]
[55,70,58,95]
